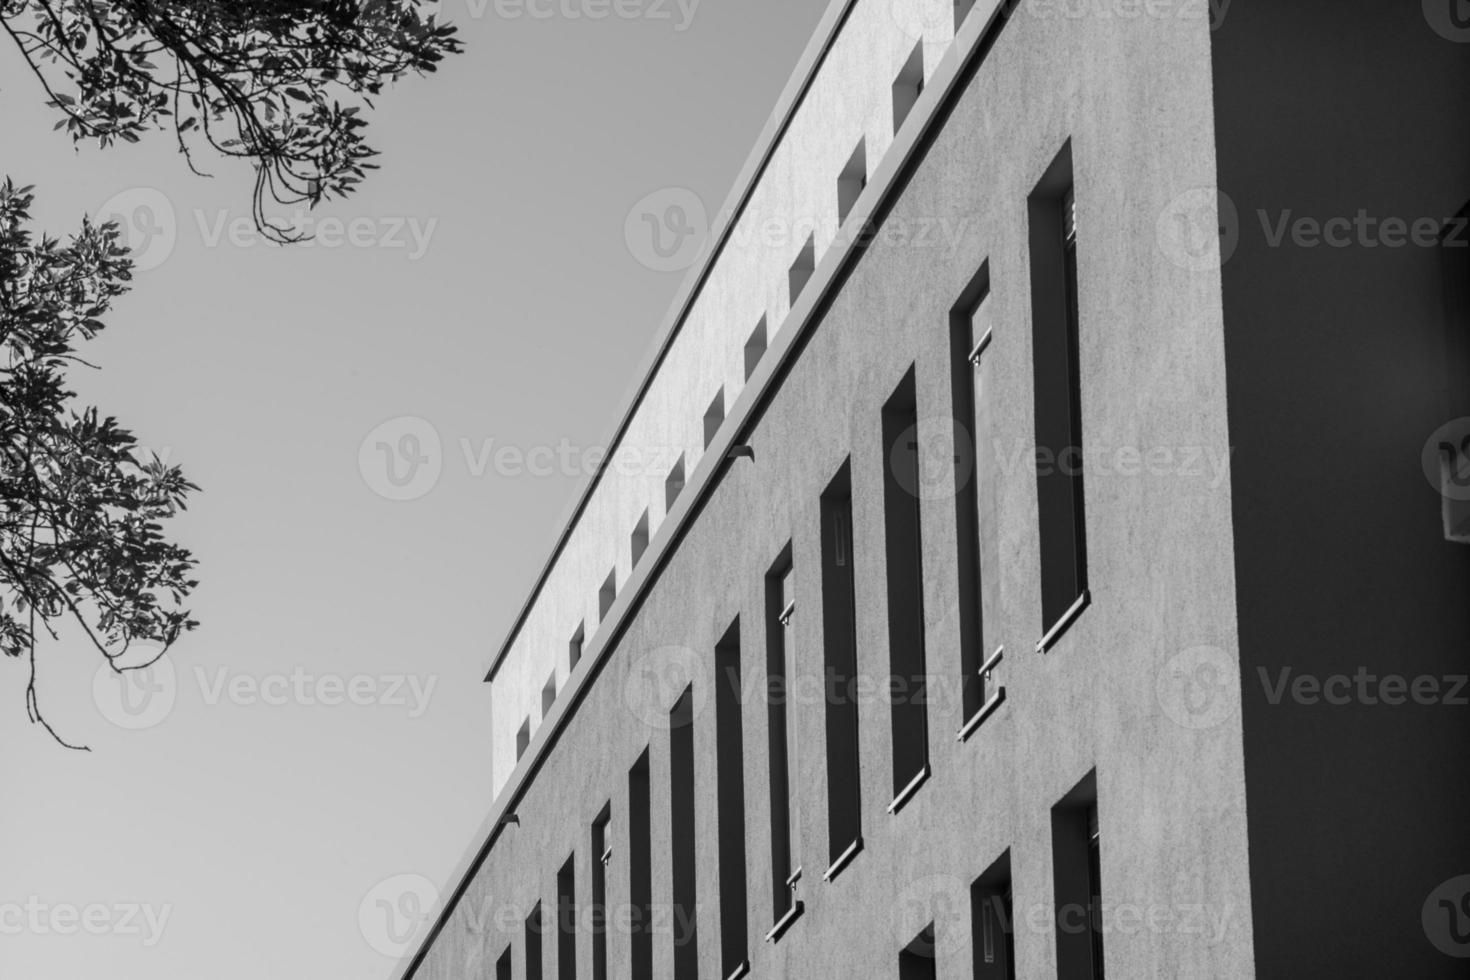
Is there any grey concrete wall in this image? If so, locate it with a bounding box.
[418,2,1257,978]
[1210,3,1470,977]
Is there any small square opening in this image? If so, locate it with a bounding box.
[598,569,617,622]
[838,139,867,225]
[630,509,650,567]
[789,235,816,304]
[665,454,686,511]
[892,43,925,133]
[703,390,726,450]
[744,316,769,381]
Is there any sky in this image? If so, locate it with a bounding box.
[0,0,833,976]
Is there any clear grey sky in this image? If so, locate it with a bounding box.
[0,1,830,975]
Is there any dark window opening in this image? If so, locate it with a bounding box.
[972,850,1017,980]
[497,944,513,980]
[629,749,653,978]
[766,546,801,927]
[1052,770,1103,980]
[882,367,929,802]
[599,569,618,624]
[716,621,749,975]
[670,686,699,976]
[525,902,544,980]
[789,235,816,304]
[951,267,1003,722]
[892,44,924,133]
[666,454,687,512]
[591,805,612,980]
[541,673,557,719]
[821,462,863,873]
[838,139,868,226]
[899,925,938,980]
[745,316,768,382]
[631,509,650,567]
[704,390,726,450]
[557,855,576,980]
[516,718,531,761]
[569,623,585,670]
[1029,142,1089,646]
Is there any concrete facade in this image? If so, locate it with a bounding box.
[405,1,1470,978]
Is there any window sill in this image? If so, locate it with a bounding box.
[822,837,864,883]
[956,687,1006,742]
[1036,589,1090,654]
[886,764,930,815]
[764,902,804,944]
[724,959,751,980]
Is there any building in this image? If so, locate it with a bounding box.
[398,1,1470,977]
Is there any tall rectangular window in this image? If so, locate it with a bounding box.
[820,462,863,877]
[972,851,1016,980]
[765,547,803,936]
[898,925,937,980]
[715,621,749,975]
[525,902,544,980]
[557,855,576,980]
[629,749,653,979]
[882,368,929,806]
[1029,143,1089,649]
[951,269,1005,726]
[591,805,612,980]
[669,687,699,976]
[497,944,513,980]
[1052,771,1103,980]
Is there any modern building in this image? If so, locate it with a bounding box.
[398,1,1470,977]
